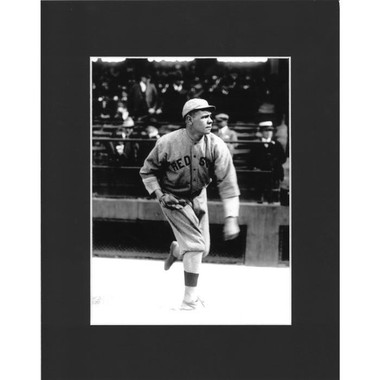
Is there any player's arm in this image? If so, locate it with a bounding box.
[140,141,185,210]
[222,197,240,240]
[213,139,241,240]
[139,141,163,195]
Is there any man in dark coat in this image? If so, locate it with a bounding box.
[161,71,187,122]
[128,74,159,120]
[250,122,286,203]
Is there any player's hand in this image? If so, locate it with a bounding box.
[223,217,240,240]
[159,194,186,210]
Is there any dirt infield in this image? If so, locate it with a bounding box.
[91,257,291,325]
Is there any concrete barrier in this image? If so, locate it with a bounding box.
[92,198,289,267]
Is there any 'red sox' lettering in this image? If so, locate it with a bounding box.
[170,155,210,171]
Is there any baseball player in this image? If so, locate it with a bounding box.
[140,98,240,311]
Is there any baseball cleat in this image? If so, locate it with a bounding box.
[179,297,206,311]
[164,241,179,271]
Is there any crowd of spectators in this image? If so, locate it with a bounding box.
[92,58,288,125]
[92,58,289,203]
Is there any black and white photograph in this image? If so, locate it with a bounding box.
[90,57,291,325]
[38,1,344,379]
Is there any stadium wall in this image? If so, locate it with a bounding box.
[92,198,289,267]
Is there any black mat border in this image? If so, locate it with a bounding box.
[42,1,339,379]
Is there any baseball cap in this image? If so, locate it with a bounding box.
[215,113,229,121]
[182,98,215,118]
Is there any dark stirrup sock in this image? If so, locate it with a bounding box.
[184,271,199,287]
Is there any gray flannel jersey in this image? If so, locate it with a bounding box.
[140,128,240,199]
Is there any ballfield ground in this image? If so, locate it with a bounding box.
[91,256,291,325]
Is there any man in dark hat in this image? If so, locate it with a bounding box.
[250,121,286,203]
[162,71,187,122]
[111,117,140,166]
[128,74,159,120]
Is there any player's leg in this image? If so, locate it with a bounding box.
[178,194,210,310]
[163,240,180,271]
[161,203,205,260]
[161,204,206,306]
[180,190,210,305]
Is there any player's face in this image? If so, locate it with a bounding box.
[189,110,213,135]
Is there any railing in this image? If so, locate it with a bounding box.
[92,136,283,202]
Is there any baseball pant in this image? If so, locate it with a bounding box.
[160,188,210,260]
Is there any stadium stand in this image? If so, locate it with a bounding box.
[91,58,290,266]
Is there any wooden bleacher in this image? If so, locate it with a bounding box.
[91,120,285,201]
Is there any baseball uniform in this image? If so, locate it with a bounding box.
[140,127,240,259]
